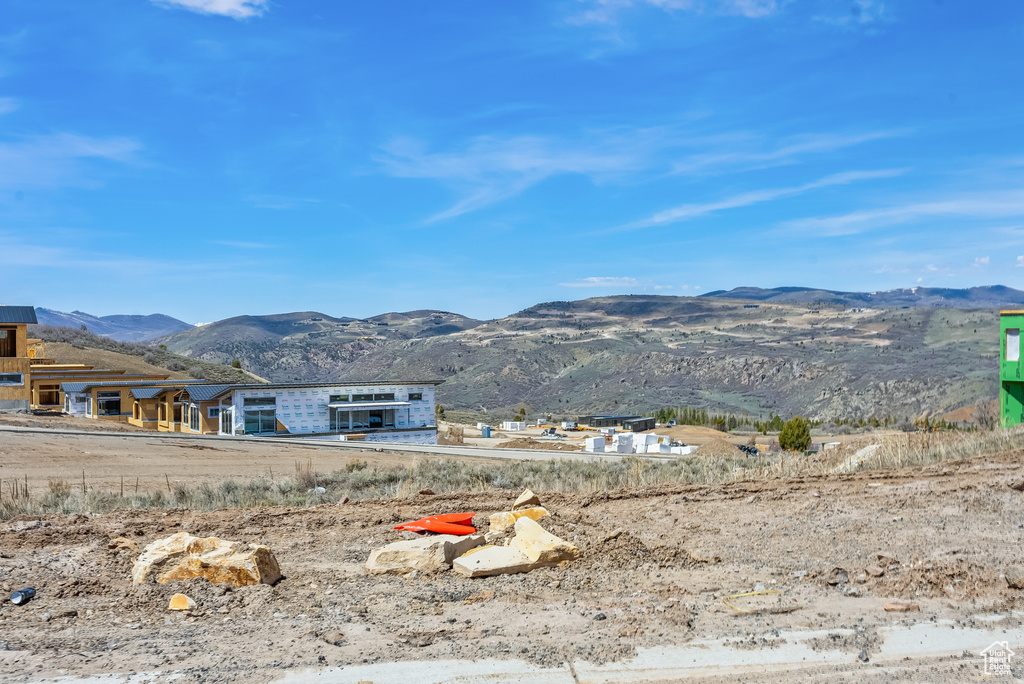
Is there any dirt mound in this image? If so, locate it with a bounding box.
[693,438,742,457]
[496,438,581,452]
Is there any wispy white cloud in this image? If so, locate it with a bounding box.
[973,256,990,267]
[568,0,782,26]
[1017,256,1024,268]
[560,276,639,287]
[671,129,907,175]
[151,0,267,19]
[614,168,906,232]
[377,134,645,222]
[785,188,1024,236]
[0,132,141,191]
[379,126,896,223]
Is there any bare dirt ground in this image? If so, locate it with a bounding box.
[0,418,499,497]
[2,426,1024,681]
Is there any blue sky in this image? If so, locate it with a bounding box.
[2,0,1024,322]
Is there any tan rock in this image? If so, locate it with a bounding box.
[452,544,545,578]
[488,506,548,532]
[366,533,485,575]
[108,537,139,552]
[132,532,282,587]
[512,489,541,511]
[131,532,194,585]
[511,517,578,563]
[159,537,281,587]
[865,565,884,578]
[168,593,196,611]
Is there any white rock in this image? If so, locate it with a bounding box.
[511,516,578,563]
[452,544,544,578]
[366,533,485,575]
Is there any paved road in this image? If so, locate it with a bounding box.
[0,424,671,463]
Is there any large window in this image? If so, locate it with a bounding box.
[329,394,349,403]
[208,407,220,418]
[220,408,233,435]
[97,391,121,416]
[329,408,396,430]
[1008,329,1020,362]
[0,373,23,386]
[352,393,373,402]
[189,404,200,431]
[243,409,277,434]
[408,392,423,401]
[375,393,395,401]
[243,397,276,407]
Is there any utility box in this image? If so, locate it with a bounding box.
[1001,311,1024,427]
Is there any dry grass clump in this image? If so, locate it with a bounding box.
[2,428,1022,520]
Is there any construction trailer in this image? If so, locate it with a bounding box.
[622,416,656,432]
[576,415,642,429]
[1001,310,1024,427]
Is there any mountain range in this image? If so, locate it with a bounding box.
[34,285,1020,420]
[33,308,193,342]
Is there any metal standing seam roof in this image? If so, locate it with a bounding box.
[130,387,180,399]
[193,381,446,402]
[179,384,235,401]
[0,306,38,324]
[60,379,207,393]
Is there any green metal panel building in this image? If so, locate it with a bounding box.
[1000,311,1024,427]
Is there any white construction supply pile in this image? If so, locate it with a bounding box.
[501,421,526,431]
[584,431,695,456]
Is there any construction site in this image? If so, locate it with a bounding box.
[1,305,1024,682]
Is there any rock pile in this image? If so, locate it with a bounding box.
[363,488,579,579]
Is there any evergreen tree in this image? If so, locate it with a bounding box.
[779,416,811,451]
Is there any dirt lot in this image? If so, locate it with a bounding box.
[0,415,501,496]
[1,424,1024,682]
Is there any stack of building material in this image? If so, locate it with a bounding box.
[610,433,633,454]
[670,445,697,455]
[501,421,526,431]
[584,436,605,453]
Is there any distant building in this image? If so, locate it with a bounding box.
[189,381,442,445]
[0,306,38,412]
[1001,311,1024,427]
[622,416,656,432]
[61,379,206,423]
[577,415,642,428]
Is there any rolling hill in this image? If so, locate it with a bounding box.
[34,308,194,342]
[153,292,1005,421]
